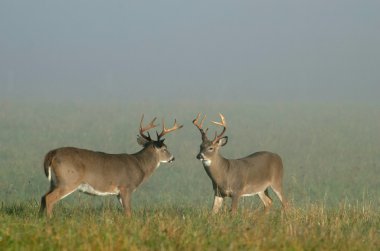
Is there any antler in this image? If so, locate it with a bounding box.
[211,113,227,143]
[192,113,209,141]
[139,114,158,141]
[157,118,183,140]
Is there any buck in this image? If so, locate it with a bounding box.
[192,113,286,214]
[40,115,183,218]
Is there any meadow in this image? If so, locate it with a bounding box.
[0,100,379,250]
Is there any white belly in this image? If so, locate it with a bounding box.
[77,183,120,196]
[241,192,258,197]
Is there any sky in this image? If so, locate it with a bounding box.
[0,0,379,103]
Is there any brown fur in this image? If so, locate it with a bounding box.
[40,142,175,218]
[193,114,287,214]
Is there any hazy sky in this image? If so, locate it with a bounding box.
[1,1,379,103]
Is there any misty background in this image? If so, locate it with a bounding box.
[0,1,380,208]
[1,0,379,103]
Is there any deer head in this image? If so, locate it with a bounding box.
[193,113,228,164]
[138,114,183,163]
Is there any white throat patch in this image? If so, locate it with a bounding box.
[202,159,212,166]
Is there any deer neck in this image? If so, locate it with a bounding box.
[134,147,160,177]
[204,154,229,185]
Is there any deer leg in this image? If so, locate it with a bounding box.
[231,196,240,215]
[44,186,77,218]
[271,184,287,210]
[117,194,123,207]
[258,191,273,212]
[264,188,272,202]
[40,182,56,216]
[212,196,224,214]
[119,189,132,217]
[39,194,47,216]
[39,192,52,216]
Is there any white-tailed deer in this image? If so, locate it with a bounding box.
[40,115,183,218]
[192,113,286,214]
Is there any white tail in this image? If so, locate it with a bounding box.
[47,166,52,182]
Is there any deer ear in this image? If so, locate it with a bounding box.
[137,135,149,146]
[217,136,228,146]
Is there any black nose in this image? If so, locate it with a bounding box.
[196,153,202,160]
[169,157,175,163]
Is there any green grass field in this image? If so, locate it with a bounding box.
[1,101,379,250]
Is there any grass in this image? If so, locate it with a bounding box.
[0,100,379,250]
[1,201,379,250]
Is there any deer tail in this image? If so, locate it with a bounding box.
[43,150,56,181]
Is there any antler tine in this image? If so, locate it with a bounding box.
[211,113,226,127]
[157,118,183,140]
[211,113,227,143]
[192,113,200,128]
[139,114,158,141]
[193,113,209,140]
[193,113,207,129]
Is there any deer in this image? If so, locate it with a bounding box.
[192,113,286,214]
[39,115,183,218]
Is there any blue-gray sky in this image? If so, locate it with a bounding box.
[1,0,379,103]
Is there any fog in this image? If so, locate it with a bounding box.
[1,0,379,103]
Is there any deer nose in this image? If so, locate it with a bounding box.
[168,156,175,163]
[196,153,203,160]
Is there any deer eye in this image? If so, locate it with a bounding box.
[207,147,214,151]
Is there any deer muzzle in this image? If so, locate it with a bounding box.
[196,153,204,160]
[168,156,175,163]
